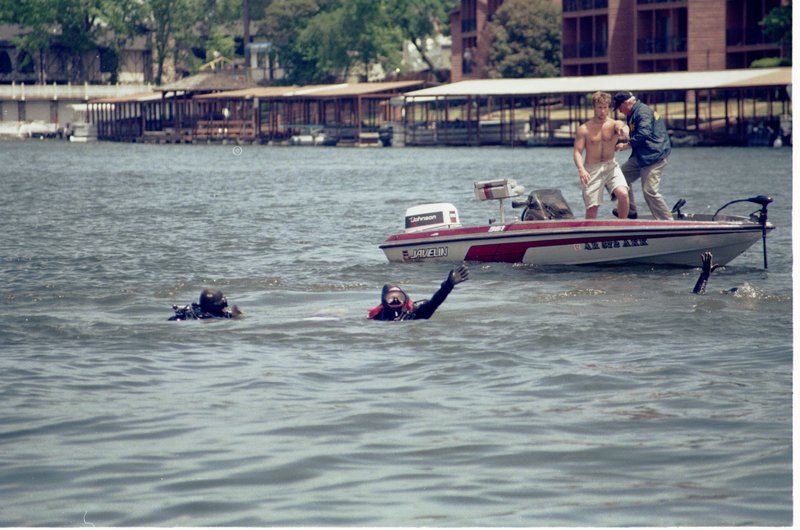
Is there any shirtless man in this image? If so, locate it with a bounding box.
[573,91,631,219]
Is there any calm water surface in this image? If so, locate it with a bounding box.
[0,141,792,526]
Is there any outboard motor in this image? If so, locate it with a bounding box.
[473,179,525,224]
[512,189,576,221]
[404,203,461,233]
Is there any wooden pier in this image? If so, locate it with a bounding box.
[81,68,792,147]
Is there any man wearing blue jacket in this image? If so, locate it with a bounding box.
[613,91,673,220]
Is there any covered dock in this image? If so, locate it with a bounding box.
[88,79,423,145]
[401,68,792,147]
[88,71,255,143]
[192,80,423,145]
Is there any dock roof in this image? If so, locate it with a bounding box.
[194,80,425,100]
[403,68,792,98]
[157,71,256,93]
[90,92,164,104]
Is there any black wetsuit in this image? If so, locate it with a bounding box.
[692,252,738,295]
[369,281,455,321]
[169,303,235,321]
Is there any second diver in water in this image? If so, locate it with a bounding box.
[368,265,469,321]
[169,288,243,320]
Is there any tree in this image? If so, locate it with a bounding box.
[316,0,400,81]
[1,0,115,82]
[145,0,199,84]
[486,0,560,78]
[387,0,455,81]
[260,0,322,83]
[0,0,57,82]
[761,4,791,58]
[101,0,148,83]
[205,26,236,60]
[262,0,403,84]
[54,0,108,82]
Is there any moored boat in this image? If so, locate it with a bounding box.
[380,179,774,268]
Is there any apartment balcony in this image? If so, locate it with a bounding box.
[563,41,608,59]
[726,27,774,47]
[637,36,687,55]
[563,0,608,13]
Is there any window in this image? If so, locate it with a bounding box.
[0,51,11,74]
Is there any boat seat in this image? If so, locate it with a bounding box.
[521,189,575,221]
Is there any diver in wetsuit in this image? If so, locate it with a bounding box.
[169,288,243,320]
[692,252,718,294]
[368,265,469,321]
[692,252,738,295]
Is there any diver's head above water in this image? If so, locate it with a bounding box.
[199,288,229,315]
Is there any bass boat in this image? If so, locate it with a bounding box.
[380,179,774,268]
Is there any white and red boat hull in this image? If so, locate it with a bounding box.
[380,215,772,267]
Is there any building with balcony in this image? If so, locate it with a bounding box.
[562,0,788,76]
[450,0,561,82]
[0,25,152,85]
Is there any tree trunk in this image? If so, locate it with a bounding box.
[411,39,447,82]
[243,0,250,68]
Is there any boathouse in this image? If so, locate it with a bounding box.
[87,68,791,147]
[401,67,792,147]
[88,80,424,145]
[88,70,255,142]
[191,80,423,145]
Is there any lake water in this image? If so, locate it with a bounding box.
[0,140,792,526]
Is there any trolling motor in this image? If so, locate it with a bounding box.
[713,195,774,269]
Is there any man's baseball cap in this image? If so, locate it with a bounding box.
[612,91,634,110]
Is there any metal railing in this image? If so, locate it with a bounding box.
[563,41,608,59]
[637,36,687,54]
[726,27,773,46]
[563,0,608,12]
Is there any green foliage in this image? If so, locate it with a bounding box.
[196,0,244,56]
[387,0,456,80]
[750,56,791,68]
[761,5,792,45]
[99,0,147,82]
[0,0,139,82]
[261,0,452,84]
[55,0,104,56]
[2,0,457,85]
[205,27,237,60]
[336,0,402,80]
[487,0,560,79]
[0,0,57,69]
[146,0,201,84]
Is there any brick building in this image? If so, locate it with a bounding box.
[450,0,788,81]
[561,0,788,76]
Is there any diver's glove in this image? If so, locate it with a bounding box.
[692,252,720,294]
[445,265,469,288]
